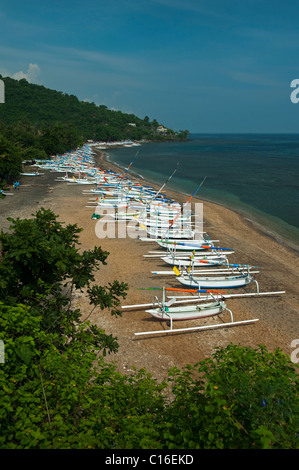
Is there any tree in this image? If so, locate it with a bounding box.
[0,76,177,147]
[21,146,48,161]
[0,302,166,449]
[0,134,23,182]
[1,313,297,449]
[177,129,189,139]
[0,208,128,343]
[37,124,84,155]
[164,343,299,449]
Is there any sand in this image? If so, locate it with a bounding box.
[1,149,298,381]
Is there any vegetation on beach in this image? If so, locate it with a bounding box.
[0,209,298,449]
[0,75,189,184]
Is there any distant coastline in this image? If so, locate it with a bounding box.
[95,148,298,257]
[102,134,299,255]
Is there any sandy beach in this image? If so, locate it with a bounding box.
[1,149,298,381]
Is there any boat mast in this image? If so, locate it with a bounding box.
[163,176,207,240]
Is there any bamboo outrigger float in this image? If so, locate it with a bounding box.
[134,319,260,337]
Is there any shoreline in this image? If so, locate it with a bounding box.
[1,147,298,380]
[96,148,299,350]
[105,151,299,256]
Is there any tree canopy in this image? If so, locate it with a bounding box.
[0,76,189,183]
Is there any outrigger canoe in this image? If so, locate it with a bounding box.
[176,273,252,289]
[145,300,226,321]
[161,254,228,267]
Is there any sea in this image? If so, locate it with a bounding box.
[105,134,299,252]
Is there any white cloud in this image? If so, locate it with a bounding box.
[12,63,41,83]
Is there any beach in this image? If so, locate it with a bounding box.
[1,148,298,380]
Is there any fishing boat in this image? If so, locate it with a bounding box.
[140,287,228,322]
[161,253,229,267]
[121,287,260,336]
[0,190,14,196]
[105,208,145,220]
[145,299,226,321]
[139,176,206,240]
[156,239,214,251]
[176,272,253,289]
[145,227,195,239]
[145,246,234,258]
[136,217,187,229]
[122,286,285,311]
[20,171,43,176]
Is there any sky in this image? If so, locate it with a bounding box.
[0,0,299,133]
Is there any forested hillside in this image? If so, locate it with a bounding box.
[0,76,188,183]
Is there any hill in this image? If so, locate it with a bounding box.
[0,75,189,183]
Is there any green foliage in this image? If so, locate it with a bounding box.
[0,208,128,339]
[0,134,23,181]
[1,309,297,450]
[0,302,166,449]
[36,123,84,155]
[164,344,299,449]
[177,129,189,139]
[0,76,189,182]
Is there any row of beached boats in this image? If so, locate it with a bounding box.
[31,143,285,336]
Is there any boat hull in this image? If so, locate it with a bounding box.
[161,255,227,267]
[146,229,194,239]
[145,301,226,321]
[176,275,251,289]
[157,240,212,251]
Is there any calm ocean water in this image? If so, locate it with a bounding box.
[106,134,299,251]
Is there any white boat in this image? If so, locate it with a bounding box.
[156,239,214,251]
[0,190,14,196]
[106,210,144,220]
[94,196,133,206]
[145,227,195,239]
[69,179,97,184]
[145,300,226,321]
[176,273,253,289]
[136,217,185,229]
[125,287,260,336]
[144,248,234,258]
[161,254,228,267]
